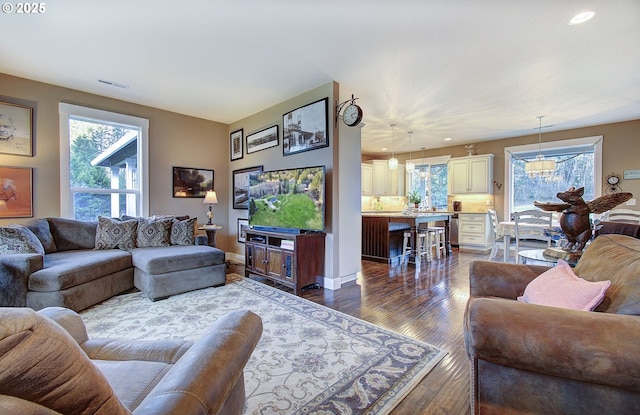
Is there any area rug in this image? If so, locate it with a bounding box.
[80,274,447,415]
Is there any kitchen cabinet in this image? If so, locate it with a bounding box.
[361,163,373,195]
[370,160,405,196]
[448,154,494,194]
[458,213,491,252]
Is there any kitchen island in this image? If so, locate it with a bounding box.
[362,212,452,264]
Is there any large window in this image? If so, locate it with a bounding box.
[406,156,449,209]
[505,136,602,215]
[59,103,149,220]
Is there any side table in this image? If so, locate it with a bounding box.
[198,224,222,247]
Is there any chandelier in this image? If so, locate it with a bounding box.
[525,116,556,178]
[405,131,415,174]
[388,123,398,170]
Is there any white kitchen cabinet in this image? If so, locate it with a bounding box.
[370,160,405,196]
[448,154,494,194]
[458,213,491,251]
[361,163,373,195]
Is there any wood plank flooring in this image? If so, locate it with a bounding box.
[235,248,494,415]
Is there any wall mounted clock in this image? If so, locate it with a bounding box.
[342,103,363,127]
[606,173,621,193]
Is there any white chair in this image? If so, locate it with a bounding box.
[488,209,514,262]
[601,208,640,224]
[513,209,553,263]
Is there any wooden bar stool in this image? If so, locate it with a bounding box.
[402,230,429,263]
[426,227,446,259]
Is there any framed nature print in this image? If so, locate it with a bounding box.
[246,125,279,154]
[0,101,33,156]
[283,97,328,156]
[233,165,263,209]
[230,128,243,161]
[0,166,32,218]
[237,218,249,243]
[172,166,214,198]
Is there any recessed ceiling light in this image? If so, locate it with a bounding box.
[381,147,388,151]
[444,137,453,141]
[569,11,595,25]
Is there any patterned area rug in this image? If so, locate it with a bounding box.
[80,274,447,415]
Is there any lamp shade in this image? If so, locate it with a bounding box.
[388,157,398,170]
[405,161,415,174]
[203,190,218,204]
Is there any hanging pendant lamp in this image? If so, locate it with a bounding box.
[388,123,398,170]
[525,116,556,178]
[405,131,415,174]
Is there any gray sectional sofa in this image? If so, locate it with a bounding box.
[0,216,226,311]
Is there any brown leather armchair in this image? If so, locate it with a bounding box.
[464,234,640,414]
[0,306,262,415]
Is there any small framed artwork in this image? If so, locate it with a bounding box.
[0,101,33,156]
[233,165,263,209]
[283,97,328,156]
[237,218,249,243]
[246,125,279,154]
[173,166,214,198]
[0,166,33,218]
[230,128,243,161]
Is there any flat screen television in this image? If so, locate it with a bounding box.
[248,165,325,233]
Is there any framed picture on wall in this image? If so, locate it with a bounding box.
[246,125,279,154]
[233,165,263,209]
[230,128,243,161]
[172,166,214,198]
[237,218,249,243]
[282,97,328,156]
[0,101,33,156]
[0,166,33,218]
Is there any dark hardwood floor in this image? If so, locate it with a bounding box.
[233,248,497,415]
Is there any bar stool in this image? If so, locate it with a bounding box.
[402,230,429,263]
[425,227,446,259]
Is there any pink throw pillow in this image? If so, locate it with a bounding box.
[517,260,611,311]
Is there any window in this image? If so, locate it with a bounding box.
[505,136,602,215]
[406,155,449,209]
[59,103,149,220]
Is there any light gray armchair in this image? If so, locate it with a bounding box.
[0,307,262,415]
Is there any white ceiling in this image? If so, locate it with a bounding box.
[2,1,639,156]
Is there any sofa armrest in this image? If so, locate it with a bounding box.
[465,297,640,392]
[194,234,208,246]
[0,254,43,307]
[83,338,192,363]
[38,307,89,344]
[469,260,550,299]
[133,309,263,415]
[0,395,63,415]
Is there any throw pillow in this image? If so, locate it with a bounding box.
[170,217,197,246]
[517,259,611,311]
[94,217,138,250]
[136,217,172,247]
[0,225,45,255]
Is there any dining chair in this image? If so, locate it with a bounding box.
[513,209,553,263]
[488,209,513,262]
[600,208,640,224]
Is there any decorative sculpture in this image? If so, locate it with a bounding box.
[534,187,632,252]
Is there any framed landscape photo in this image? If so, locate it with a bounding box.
[230,128,243,161]
[237,218,249,243]
[246,125,279,154]
[0,166,33,218]
[172,166,214,198]
[233,165,263,209]
[0,101,33,156]
[283,97,328,156]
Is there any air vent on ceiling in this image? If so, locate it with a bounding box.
[98,79,129,89]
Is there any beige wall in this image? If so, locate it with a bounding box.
[371,119,640,219]
[0,73,231,249]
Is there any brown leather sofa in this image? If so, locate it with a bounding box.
[0,306,263,415]
[464,234,640,415]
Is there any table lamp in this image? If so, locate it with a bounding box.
[203,190,218,225]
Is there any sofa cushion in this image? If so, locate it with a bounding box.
[130,245,224,275]
[170,217,196,246]
[29,250,132,291]
[0,225,45,255]
[25,218,57,254]
[95,217,137,250]
[574,234,640,315]
[136,217,172,248]
[48,218,97,251]
[518,259,611,311]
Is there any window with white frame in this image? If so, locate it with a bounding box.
[504,136,602,216]
[406,155,450,209]
[59,103,149,220]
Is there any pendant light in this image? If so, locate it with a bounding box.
[525,116,556,179]
[388,123,398,170]
[419,147,428,178]
[405,131,415,174]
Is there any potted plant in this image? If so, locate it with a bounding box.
[407,190,422,208]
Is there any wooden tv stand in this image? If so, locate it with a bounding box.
[244,229,325,295]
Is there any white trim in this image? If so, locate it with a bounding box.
[503,136,603,215]
[59,103,149,218]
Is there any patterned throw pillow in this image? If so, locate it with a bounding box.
[0,225,45,255]
[136,217,172,247]
[170,217,197,246]
[94,217,138,250]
